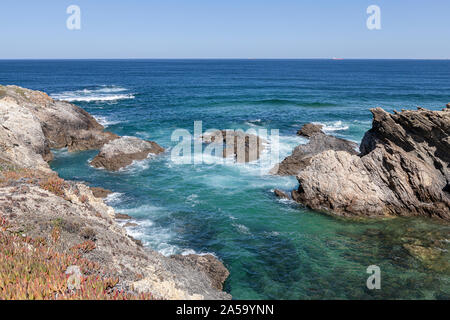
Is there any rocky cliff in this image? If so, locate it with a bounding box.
[292,106,450,220]
[0,85,231,299]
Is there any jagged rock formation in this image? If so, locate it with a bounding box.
[0,85,118,154]
[202,130,266,163]
[292,107,450,220]
[271,123,358,176]
[0,85,231,300]
[90,136,165,171]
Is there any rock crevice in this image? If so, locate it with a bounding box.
[292,107,450,220]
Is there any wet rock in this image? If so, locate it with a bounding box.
[293,107,450,220]
[90,186,112,198]
[272,124,358,176]
[297,123,324,137]
[115,213,133,220]
[90,136,165,171]
[274,189,290,199]
[171,254,230,291]
[202,130,266,163]
[124,222,138,228]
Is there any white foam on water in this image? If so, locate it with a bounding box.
[180,249,218,258]
[105,192,124,205]
[233,223,252,235]
[51,86,134,102]
[313,120,350,133]
[245,119,262,127]
[93,115,121,127]
[186,194,201,206]
[119,152,162,173]
[115,204,183,256]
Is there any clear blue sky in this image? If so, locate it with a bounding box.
[1,0,449,59]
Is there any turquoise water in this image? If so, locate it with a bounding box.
[1,60,449,299]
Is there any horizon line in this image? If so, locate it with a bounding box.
[1,58,450,61]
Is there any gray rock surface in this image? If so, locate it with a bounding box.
[271,123,358,176]
[203,130,266,163]
[297,123,324,137]
[0,182,230,299]
[170,254,230,291]
[293,107,450,220]
[90,136,165,171]
[90,186,113,198]
[0,85,118,154]
[274,189,290,199]
[0,85,231,299]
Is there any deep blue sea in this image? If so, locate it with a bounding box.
[1,60,449,299]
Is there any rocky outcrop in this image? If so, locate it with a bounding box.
[0,85,118,154]
[292,107,450,220]
[296,123,324,137]
[90,186,113,198]
[0,179,230,300]
[0,85,231,299]
[170,254,230,291]
[202,130,266,163]
[271,123,358,176]
[274,189,290,200]
[90,136,165,171]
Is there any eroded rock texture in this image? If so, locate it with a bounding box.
[90,136,165,171]
[272,123,358,176]
[292,107,450,220]
[202,130,267,163]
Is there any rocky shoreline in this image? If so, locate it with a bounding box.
[1,84,449,299]
[275,106,450,221]
[0,85,231,300]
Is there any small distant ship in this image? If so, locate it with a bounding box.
[332,57,344,60]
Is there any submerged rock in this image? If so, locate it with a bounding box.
[90,136,165,171]
[274,189,290,200]
[272,123,358,176]
[293,107,450,220]
[202,130,266,163]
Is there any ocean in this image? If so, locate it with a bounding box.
[1,59,449,299]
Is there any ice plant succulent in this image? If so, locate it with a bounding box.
[0,218,153,300]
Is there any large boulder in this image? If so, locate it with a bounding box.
[292,107,450,220]
[272,123,358,176]
[202,130,266,163]
[90,136,165,171]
